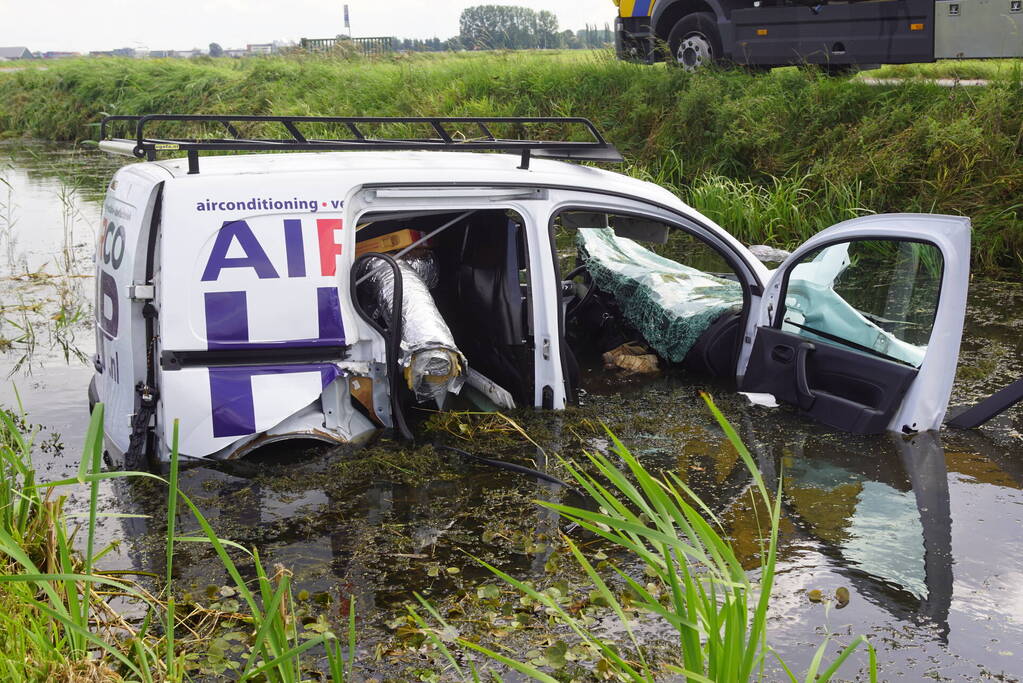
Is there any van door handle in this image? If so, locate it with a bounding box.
[795,342,816,411]
[771,345,795,363]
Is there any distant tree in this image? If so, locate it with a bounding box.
[536,11,559,49]
[602,23,614,46]
[558,29,581,50]
[208,42,224,57]
[570,24,614,49]
[572,24,613,49]
[459,5,557,50]
[460,6,489,49]
[581,24,595,49]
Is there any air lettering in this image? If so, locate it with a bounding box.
[201,220,280,282]
[201,218,344,282]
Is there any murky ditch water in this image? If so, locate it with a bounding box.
[2,142,1022,681]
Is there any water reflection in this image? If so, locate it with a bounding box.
[779,432,953,636]
[766,425,1023,678]
[897,432,955,634]
[100,404,1023,678]
[0,143,112,373]
[106,440,572,620]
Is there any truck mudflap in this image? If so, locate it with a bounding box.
[161,363,376,459]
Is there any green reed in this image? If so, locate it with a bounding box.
[0,404,354,681]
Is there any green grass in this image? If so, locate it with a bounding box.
[0,51,1021,272]
[864,59,1023,81]
[0,403,354,681]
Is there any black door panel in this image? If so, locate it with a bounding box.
[741,327,917,434]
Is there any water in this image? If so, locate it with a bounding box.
[2,142,1022,680]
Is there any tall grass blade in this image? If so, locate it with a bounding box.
[457,640,560,683]
[165,418,180,680]
[346,595,357,681]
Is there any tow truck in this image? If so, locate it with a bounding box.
[614,0,1023,70]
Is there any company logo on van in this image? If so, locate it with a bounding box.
[197,217,349,353]
[202,218,345,281]
[195,197,344,213]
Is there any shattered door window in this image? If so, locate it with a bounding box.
[782,239,942,367]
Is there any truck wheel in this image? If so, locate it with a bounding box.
[667,13,723,71]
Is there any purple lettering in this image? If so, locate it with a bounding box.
[98,270,119,337]
[283,219,306,278]
[201,220,279,282]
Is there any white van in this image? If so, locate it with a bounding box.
[92,115,970,466]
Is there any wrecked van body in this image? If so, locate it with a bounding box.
[91,115,970,466]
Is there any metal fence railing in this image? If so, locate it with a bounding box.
[300,36,394,55]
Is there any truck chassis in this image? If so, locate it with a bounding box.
[616,0,1023,69]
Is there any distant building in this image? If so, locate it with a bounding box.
[224,49,248,58]
[89,47,136,58]
[148,50,171,58]
[246,43,275,55]
[0,46,33,61]
[42,51,79,59]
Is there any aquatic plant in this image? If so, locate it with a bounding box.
[0,402,154,679]
[0,162,15,270]
[414,395,875,681]
[0,151,93,370]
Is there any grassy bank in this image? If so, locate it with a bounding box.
[1,51,1021,271]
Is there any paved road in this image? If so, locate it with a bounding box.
[858,77,990,86]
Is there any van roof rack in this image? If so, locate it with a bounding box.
[98,114,624,173]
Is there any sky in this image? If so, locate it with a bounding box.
[0,0,618,54]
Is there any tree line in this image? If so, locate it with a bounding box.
[395,5,614,52]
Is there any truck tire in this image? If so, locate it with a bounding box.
[667,13,723,72]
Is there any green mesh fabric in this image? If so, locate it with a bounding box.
[577,228,744,363]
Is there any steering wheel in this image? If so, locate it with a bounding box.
[563,265,597,321]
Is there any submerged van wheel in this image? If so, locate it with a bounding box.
[667,13,723,72]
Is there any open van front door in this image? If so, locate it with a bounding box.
[740,214,970,434]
